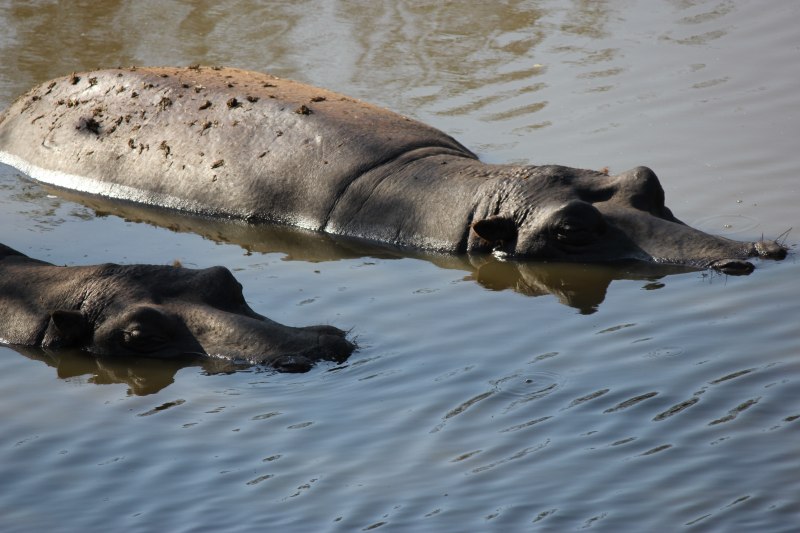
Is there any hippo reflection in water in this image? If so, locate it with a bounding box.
[0,244,354,372]
[0,66,787,273]
[38,192,700,314]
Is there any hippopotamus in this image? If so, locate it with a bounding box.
[0,243,354,372]
[0,66,787,274]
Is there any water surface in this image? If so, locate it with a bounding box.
[1,2,798,531]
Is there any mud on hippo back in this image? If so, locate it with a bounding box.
[0,244,354,372]
[0,66,787,273]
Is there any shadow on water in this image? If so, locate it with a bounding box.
[7,344,252,396]
[48,184,696,314]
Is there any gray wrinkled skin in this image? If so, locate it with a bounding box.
[0,244,354,372]
[0,67,787,273]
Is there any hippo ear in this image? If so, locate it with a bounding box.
[471,216,517,243]
[45,310,90,347]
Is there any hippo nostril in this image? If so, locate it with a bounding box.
[755,239,788,260]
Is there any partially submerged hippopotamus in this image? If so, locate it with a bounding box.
[0,244,353,372]
[0,66,787,273]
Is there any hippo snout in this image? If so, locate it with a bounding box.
[754,239,788,260]
[709,238,788,275]
[308,325,356,363]
[270,326,355,373]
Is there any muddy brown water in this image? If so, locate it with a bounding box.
[1,2,799,531]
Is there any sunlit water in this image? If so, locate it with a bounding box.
[1,2,798,532]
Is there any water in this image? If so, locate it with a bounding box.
[1,2,799,531]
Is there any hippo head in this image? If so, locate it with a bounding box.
[41,264,354,372]
[470,165,787,274]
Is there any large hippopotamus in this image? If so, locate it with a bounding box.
[0,66,787,274]
[0,244,353,372]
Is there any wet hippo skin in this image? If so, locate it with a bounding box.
[0,67,787,274]
[0,244,354,372]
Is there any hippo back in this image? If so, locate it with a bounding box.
[0,66,476,229]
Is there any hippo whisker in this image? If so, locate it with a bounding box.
[773,227,792,247]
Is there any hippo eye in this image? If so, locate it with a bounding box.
[122,328,141,342]
[554,222,595,245]
[121,325,170,352]
[549,202,606,247]
[116,307,177,353]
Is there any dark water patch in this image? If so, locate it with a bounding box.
[653,397,700,421]
[451,450,482,462]
[644,346,684,358]
[286,477,319,500]
[245,474,273,486]
[596,323,636,334]
[137,399,185,416]
[14,435,39,447]
[431,390,495,433]
[724,495,751,509]
[581,512,609,529]
[286,421,313,430]
[532,508,558,524]
[603,391,659,413]
[564,388,610,410]
[357,368,401,382]
[640,444,672,456]
[499,416,552,434]
[433,365,475,382]
[412,287,438,294]
[470,440,550,475]
[530,351,558,362]
[685,513,712,526]
[692,76,730,90]
[686,494,753,528]
[708,397,760,426]
[709,368,755,384]
[251,411,281,421]
[97,456,124,466]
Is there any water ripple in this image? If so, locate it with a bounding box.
[603,392,659,413]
